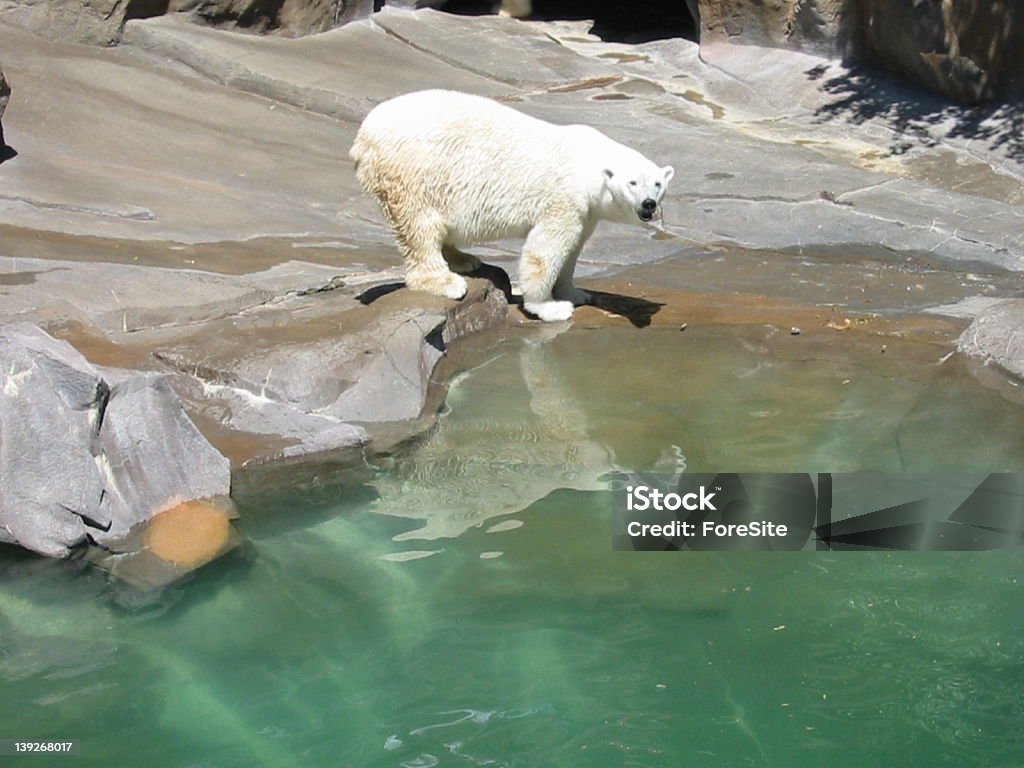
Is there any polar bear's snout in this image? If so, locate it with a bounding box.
[639,198,658,221]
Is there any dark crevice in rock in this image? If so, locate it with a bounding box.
[61,503,113,533]
[125,0,172,22]
[436,0,697,44]
[424,324,446,354]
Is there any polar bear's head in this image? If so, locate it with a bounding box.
[602,161,675,225]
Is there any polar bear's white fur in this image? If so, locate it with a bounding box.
[349,90,674,322]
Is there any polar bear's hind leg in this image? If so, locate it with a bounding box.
[354,147,468,301]
[398,217,468,300]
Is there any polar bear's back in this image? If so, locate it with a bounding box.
[350,90,592,243]
[355,90,548,146]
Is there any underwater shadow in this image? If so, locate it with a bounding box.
[0,145,16,165]
[585,289,663,328]
[805,63,1024,161]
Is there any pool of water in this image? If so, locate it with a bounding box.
[3,323,1024,767]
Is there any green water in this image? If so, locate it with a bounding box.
[3,324,1024,767]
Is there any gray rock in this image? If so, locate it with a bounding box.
[0,323,230,558]
[156,277,509,437]
[94,374,230,546]
[697,0,857,58]
[121,13,511,126]
[0,0,373,45]
[0,0,130,45]
[957,300,1024,381]
[0,256,379,334]
[372,8,620,89]
[0,324,108,557]
[170,0,374,36]
[696,0,1022,102]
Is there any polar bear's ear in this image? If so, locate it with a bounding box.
[662,165,675,183]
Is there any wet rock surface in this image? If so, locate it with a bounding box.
[958,300,1024,381]
[0,324,230,559]
[0,6,1022,490]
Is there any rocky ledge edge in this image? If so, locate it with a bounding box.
[0,271,511,587]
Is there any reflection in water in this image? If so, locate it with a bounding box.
[374,321,1024,555]
[372,325,617,547]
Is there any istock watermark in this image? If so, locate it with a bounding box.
[612,472,1024,552]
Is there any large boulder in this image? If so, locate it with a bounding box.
[696,0,1024,102]
[697,0,858,58]
[168,0,374,37]
[855,0,1024,102]
[0,324,230,558]
[0,0,374,44]
[153,275,510,463]
[0,0,129,45]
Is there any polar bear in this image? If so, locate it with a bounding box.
[349,90,674,322]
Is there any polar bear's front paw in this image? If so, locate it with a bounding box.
[556,287,591,306]
[524,300,574,322]
[407,271,468,300]
[441,273,469,300]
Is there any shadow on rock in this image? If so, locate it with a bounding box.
[586,289,663,328]
[806,63,1024,161]
[356,281,404,305]
[0,143,16,165]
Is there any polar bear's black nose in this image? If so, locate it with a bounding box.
[638,198,658,221]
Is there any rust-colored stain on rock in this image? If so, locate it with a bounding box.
[145,500,232,567]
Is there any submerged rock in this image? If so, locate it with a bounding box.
[0,323,231,560]
[87,499,240,590]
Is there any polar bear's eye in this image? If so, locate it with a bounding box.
[629,181,638,187]
[655,181,662,189]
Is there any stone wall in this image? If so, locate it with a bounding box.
[856,0,1023,103]
[697,0,1023,103]
[0,0,1018,101]
[697,0,858,59]
[0,0,373,44]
